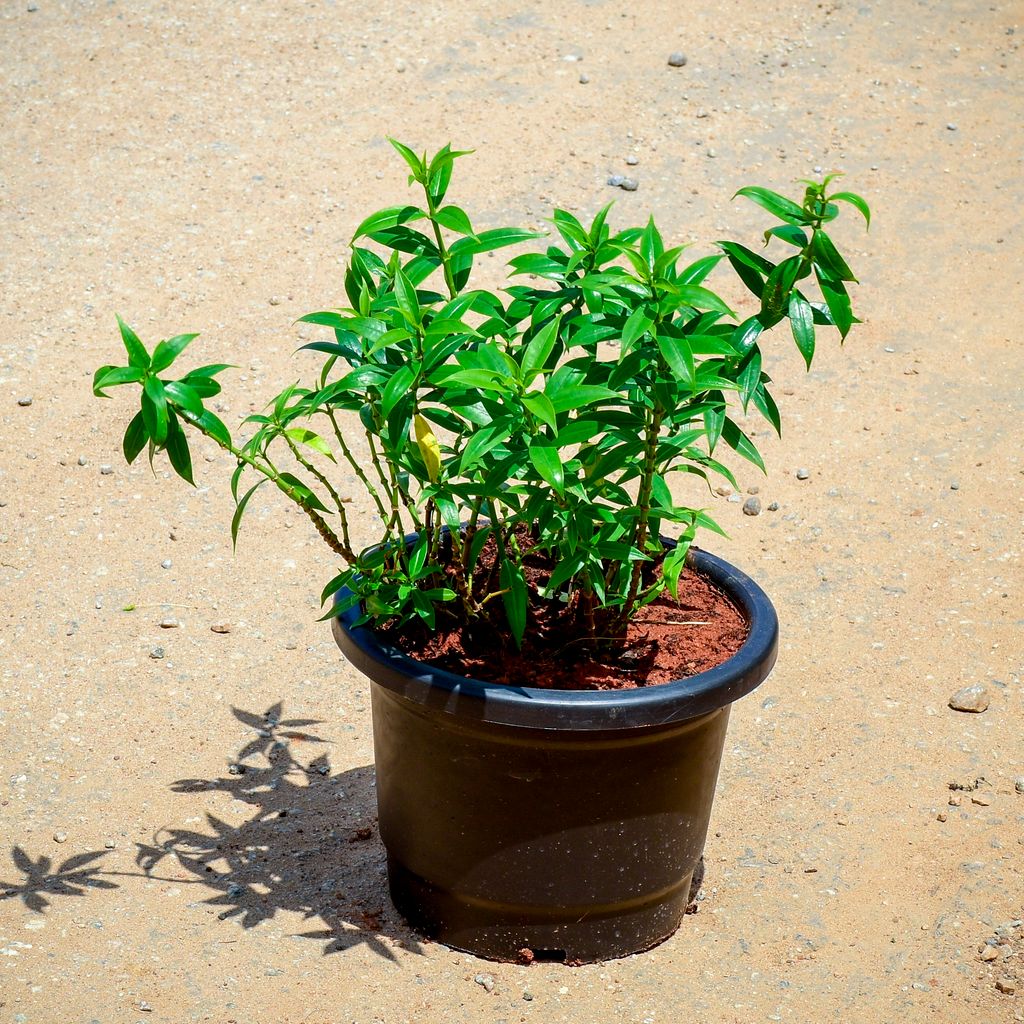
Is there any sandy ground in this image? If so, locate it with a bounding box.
[2,0,1023,1021]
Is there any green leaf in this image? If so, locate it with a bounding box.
[788,292,816,368]
[284,427,336,461]
[433,204,474,235]
[737,347,762,410]
[278,472,331,513]
[529,444,564,497]
[367,226,439,260]
[164,410,194,485]
[380,363,417,419]
[829,190,871,228]
[92,364,144,396]
[734,186,808,225]
[551,209,590,249]
[350,205,421,241]
[164,379,204,416]
[721,418,765,472]
[449,227,543,257]
[522,390,557,431]
[816,270,854,338]
[231,480,266,548]
[500,559,528,650]
[392,267,421,326]
[761,256,801,322]
[621,306,654,351]
[142,376,168,445]
[150,333,199,373]
[122,410,148,464]
[116,315,151,369]
[677,253,724,285]
[656,334,696,388]
[731,315,764,356]
[812,230,857,282]
[388,138,425,180]
[181,408,231,447]
[763,224,809,248]
[671,283,735,317]
[521,315,561,381]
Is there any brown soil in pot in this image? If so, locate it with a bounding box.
[383,539,748,690]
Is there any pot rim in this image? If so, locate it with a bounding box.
[332,546,778,731]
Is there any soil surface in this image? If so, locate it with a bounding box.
[2,2,1022,1023]
[389,545,748,689]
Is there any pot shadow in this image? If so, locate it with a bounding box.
[0,703,423,961]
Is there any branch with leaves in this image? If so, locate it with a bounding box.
[94,140,869,652]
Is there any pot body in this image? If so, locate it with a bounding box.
[334,548,778,962]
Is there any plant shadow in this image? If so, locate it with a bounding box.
[139,702,423,959]
[1,703,423,961]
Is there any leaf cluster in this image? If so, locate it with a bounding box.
[94,142,869,651]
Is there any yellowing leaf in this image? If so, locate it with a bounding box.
[414,413,441,483]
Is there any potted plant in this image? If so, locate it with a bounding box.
[93,140,868,963]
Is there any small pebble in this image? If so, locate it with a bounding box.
[971,794,992,807]
[268,296,282,306]
[78,455,87,466]
[1014,777,1024,794]
[948,795,962,807]
[53,831,68,844]
[796,467,810,480]
[474,973,495,993]
[150,647,165,660]
[668,51,688,67]
[227,882,244,897]
[727,493,741,504]
[578,73,589,84]
[625,155,638,165]
[767,501,780,512]
[161,559,172,569]
[742,497,762,517]
[100,464,113,475]
[996,979,1016,995]
[138,1001,153,1013]
[747,485,760,495]
[228,763,246,776]
[211,623,232,634]
[17,397,32,406]
[946,122,957,131]
[980,945,999,962]
[105,839,116,849]
[706,148,716,159]
[395,59,406,73]
[27,2,39,10]
[607,174,625,187]
[949,481,959,490]
[948,684,990,713]
[936,812,947,822]
[619,177,639,192]
[523,990,534,1001]
[158,618,179,629]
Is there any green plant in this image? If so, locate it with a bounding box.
[93,140,868,654]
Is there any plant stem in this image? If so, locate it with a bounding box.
[327,411,388,520]
[424,192,458,300]
[180,410,354,562]
[619,401,665,627]
[282,433,353,554]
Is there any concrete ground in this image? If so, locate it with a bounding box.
[1,1,1022,1021]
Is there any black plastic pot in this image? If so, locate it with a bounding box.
[332,547,778,963]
